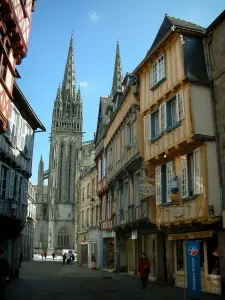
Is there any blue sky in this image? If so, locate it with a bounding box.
[17,0,225,184]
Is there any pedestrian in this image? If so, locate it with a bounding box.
[138,252,151,289]
[0,248,10,300]
[44,251,47,260]
[19,252,23,268]
[41,251,44,260]
[66,251,71,265]
[72,253,75,263]
[52,252,55,260]
[63,252,67,265]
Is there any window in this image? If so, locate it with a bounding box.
[91,179,95,197]
[116,188,121,214]
[176,240,184,271]
[155,161,174,205]
[87,183,90,198]
[91,206,94,226]
[102,196,106,221]
[151,54,165,87]
[125,122,132,147]
[181,148,201,199]
[87,208,89,226]
[82,187,85,201]
[151,110,160,140]
[102,154,106,178]
[0,164,10,200]
[108,193,112,219]
[166,92,185,129]
[123,181,129,210]
[108,147,113,168]
[98,159,102,182]
[134,172,140,206]
[57,228,69,247]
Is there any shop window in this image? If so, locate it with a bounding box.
[207,237,220,275]
[176,240,184,271]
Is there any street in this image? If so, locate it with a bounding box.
[5,260,222,300]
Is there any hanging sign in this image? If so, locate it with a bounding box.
[139,177,155,196]
[185,240,201,299]
[171,173,178,193]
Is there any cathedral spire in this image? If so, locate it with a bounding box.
[111,40,123,98]
[54,84,62,105]
[76,85,82,103]
[62,33,76,102]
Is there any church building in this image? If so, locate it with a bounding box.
[34,35,95,254]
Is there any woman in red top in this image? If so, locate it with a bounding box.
[138,252,151,289]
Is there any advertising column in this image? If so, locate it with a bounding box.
[185,240,201,300]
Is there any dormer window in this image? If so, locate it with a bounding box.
[151,54,165,88]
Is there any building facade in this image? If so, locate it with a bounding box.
[204,10,225,295]
[0,82,45,277]
[21,181,36,260]
[134,15,221,294]
[77,164,100,267]
[34,35,95,254]
[0,0,36,133]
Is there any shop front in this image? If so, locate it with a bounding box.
[88,227,100,268]
[80,232,88,265]
[102,230,115,270]
[168,230,220,294]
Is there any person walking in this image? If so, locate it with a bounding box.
[41,251,44,260]
[63,252,67,265]
[66,251,71,265]
[0,248,10,300]
[44,251,47,260]
[71,253,75,263]
[138,252,151,289]
[52,252,55,260]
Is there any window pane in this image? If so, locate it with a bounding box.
[171,100,177,125]
[155,112,159,136]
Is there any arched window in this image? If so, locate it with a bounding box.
[57,228,69,247]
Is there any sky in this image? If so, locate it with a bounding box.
[17,0,225,184]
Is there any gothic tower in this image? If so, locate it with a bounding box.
[111,40,123,98]
[47,34,83,252]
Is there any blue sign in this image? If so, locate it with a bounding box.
[185,240,201,298]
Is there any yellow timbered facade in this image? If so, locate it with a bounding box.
[135,14,222,294]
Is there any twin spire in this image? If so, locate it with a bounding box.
[55,33,78,104]
[111,40,123,98]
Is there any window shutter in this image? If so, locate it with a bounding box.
[144,115,151,141]
[125,125,130,146]
[155,165,162,205]
[19,119,26,151]
[181,155,189,198]
[159,103,167,132]
[9,169,15,198]
[166,161,173,203]
[176,91,185,121]
[193,148,201,195]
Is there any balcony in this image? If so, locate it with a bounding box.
[97,177,107,196]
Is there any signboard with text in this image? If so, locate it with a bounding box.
[185,240,201,299]
[139,177,155,197]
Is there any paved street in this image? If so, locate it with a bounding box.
[5,261,222,300]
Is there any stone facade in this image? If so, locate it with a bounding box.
[21,182,36,260]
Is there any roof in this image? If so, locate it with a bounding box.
[13,83,46,131]
[207,10,225,32]
[134,14,206,74]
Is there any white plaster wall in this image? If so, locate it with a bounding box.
[206,141,221,217]
[190,85,215,137]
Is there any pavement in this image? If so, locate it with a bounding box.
[5,260,222,300]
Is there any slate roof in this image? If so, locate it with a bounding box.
[148,14,206,55]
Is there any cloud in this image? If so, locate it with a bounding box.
[88,11,99,21]
[79,81,88,88]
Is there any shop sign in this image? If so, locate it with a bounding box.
[168,230,213,241]
[139,177,155,196]
[173,208,184,218]
[185,240,201,299]
[131,230,138,240]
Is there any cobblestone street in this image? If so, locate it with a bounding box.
[5,261,222,300]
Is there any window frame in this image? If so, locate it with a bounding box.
[151,53,166,88]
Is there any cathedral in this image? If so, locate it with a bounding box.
[34,35,95,254]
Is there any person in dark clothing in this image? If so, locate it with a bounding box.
[19,252,23,268]
[44,252,47,260]
[52,252,55,260]
[0,248,10,300]
[138,252,151,289]
[63,253,66,265]
[71,253,75,263]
